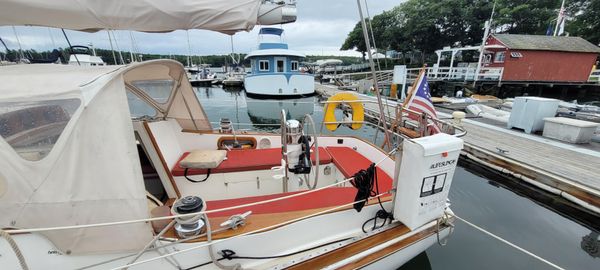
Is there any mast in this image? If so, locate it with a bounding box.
[107,30,118,65]
[473,0,496,86]
[186,30,192,67]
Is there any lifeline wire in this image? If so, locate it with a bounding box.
[108,192,391,270]
[5,149,396,235]
[453,214,566,270]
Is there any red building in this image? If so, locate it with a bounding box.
[482,34,600,82]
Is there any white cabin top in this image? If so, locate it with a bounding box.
[68,54,106,66]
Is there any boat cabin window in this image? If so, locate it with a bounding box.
[126,91,158,119]
[131,80,174,104]
[291,61,299,71]
[494,51,505,63]
[276,59,284,72]
[0,98,80,161]
[259,60,269,71]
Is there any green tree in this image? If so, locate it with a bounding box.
[340,21,368,59]
[494,0,558,34]
[568,0,600,45]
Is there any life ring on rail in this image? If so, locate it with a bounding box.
[323,92,364,131]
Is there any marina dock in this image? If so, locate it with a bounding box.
[316,83,600,214]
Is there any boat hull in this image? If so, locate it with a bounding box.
[244,73,314,97]
[222,79,244,86]
[0,204,452,270]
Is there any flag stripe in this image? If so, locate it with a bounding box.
[412,98,437,116]
[405,71,440,134]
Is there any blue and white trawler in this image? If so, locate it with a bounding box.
[244,28,314,97]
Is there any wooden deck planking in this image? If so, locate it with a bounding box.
[463,122,600,189]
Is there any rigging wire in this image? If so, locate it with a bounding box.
[107,192,391,270]
[61,28,79,66]
[363,0,381,72]
[111,30,125,65]
[186,30,192,67]
[107,30,118,65]
[11,26,24,61]
[355,0,392,151]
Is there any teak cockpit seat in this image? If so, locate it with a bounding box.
[172,147,333,176]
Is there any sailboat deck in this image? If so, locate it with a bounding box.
[315,83,600,209]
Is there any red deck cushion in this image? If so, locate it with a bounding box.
[206,188,357,217]
[326,146,393,191]
[172,147,332,176]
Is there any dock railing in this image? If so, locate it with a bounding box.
[333,66,504,86]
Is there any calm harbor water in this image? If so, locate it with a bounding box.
[195,86,599,270]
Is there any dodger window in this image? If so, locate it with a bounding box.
[0,98,81,161]
[131,80,174,104]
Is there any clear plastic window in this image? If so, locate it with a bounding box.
[131,80,174,104]
[0,98,81,161]
[126,91,158,119]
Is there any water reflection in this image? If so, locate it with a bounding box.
[397,251,432,270]
[246,96,315,130]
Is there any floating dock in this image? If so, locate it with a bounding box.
[315,83,600,214]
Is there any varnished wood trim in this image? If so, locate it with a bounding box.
[287,224,411,270]
[337,225,440,269]
[289,224,441,270]
[143,121,181,197]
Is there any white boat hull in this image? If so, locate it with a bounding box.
[0,209,450,270]
[244,74,314,97]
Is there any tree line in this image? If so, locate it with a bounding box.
[1,47,363,66]
[0,47,251,66]
[341,0,600,65]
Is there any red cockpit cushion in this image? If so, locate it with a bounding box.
[172,147,332,176]
[326,146,393,191]
[206,188,357,217]
[204,147,394,217]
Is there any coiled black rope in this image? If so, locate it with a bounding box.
[350,163,393,233]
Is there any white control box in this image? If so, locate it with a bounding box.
[393,133,463,230]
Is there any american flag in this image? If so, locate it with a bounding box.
[405,72,441,133]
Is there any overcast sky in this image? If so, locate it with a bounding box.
[0,0,400,57]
